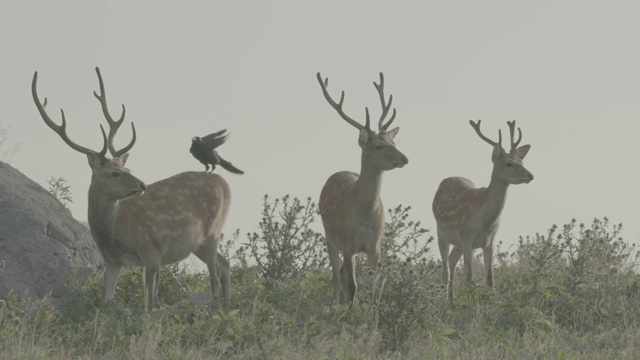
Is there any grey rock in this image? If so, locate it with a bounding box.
[0,161,101,305]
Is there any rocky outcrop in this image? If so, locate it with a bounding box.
[0,161,101,305]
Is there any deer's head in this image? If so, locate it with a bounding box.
[33,67,147,202]
[317,72,408,171]
[87,153,146,201]
[470,119,533,185]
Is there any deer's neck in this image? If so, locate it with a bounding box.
[480,168,510,224]
[87,186,123,264]
[354,161,384,211]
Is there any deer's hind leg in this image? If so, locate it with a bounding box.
[216,253,231,305]
[326,234,342,304]
[194,236,223,304]
[448,247,464,300]
[144,261,161,309]
[437,229,450,295]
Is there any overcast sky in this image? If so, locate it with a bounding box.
[2,1,639,259]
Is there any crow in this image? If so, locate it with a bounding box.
[190,129,244,174]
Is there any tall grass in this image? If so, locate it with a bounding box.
[1,195,638,359]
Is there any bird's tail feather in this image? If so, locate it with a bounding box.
[218,156,244,175]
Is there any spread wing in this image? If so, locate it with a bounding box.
[201,129,229,150]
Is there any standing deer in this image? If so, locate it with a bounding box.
[316,72,409,307]
[432,120,533,300]
[32,68,232,308]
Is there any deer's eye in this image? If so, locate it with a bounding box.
[112,172,120,178]
[506,162,514,167]
[376,145,383,150]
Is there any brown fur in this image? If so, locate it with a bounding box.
[88,156,232,308]
[316,73,408,307]
[432,120,533,300]
[32,69,232,308]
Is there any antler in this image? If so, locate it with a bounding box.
[316,72,371,131]
[373,72,396,132]
[93,67,136,158]
[32,71,108,158]
[469,119,502,148]
[506,120,522,153]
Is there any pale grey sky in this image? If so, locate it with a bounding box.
[2,1,639,255]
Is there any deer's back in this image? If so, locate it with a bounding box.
[433,177,498,248]
[432,176,483,226]
[117,172,231,263]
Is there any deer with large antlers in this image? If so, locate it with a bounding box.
[316,72,408,307]
[432,120,533,300]
[32,68,232,308]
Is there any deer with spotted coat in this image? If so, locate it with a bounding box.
[432,120,533,300]
[316,72,409,307]
[32,68,232,308]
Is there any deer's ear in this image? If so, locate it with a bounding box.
[87,152,102,172]
[117,153,129,166]
[358,129,370,148]
[491,144,504,162]
[387,127,399,140]
[513,144,531,160]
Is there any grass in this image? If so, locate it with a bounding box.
[1,196,638,359]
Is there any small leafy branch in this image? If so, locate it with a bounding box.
[382,204,432,261]
[47,176,73,210]
[0,122,22,162]
[358,204,438,350]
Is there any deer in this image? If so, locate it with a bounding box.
[32,68,232,308]
[316,72,409,307]
[432,120,533,300]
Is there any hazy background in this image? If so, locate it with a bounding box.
[2,1,639,258]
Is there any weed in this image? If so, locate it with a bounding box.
[46,176,73,210]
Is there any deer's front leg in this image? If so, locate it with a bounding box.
[341,252,357,308]
[102,262,122,303]
[483,244,494,288]
[463,247,474,284]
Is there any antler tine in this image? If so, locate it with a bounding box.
[32,71,108,158]
[469,119,502,148]
[365,107,371,130]
[373,72,396,132]
[93,67,136,158]
[506,120,522,152]
[317,72,370,131]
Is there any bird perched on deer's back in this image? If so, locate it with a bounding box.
[190,129,245,174]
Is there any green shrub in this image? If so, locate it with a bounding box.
[2,189,639,360]
[46,176,73,210]
[235,194,327,280]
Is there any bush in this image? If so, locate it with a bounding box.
[2,190,639,359]
[495,217,640,333]
[357,204,438,350]
[235,194,327,280]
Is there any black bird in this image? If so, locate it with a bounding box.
[190,129,244,174]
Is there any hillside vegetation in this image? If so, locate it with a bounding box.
[1,195,639,359]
